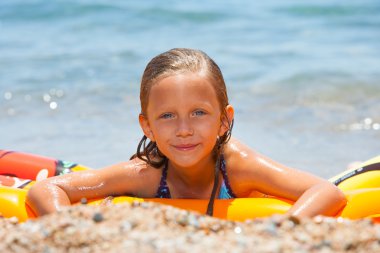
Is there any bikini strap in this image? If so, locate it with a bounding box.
[155,160,171,198]
[219,154,236,198]
[155,154,236,200]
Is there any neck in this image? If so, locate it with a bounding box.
[167,155,218,197]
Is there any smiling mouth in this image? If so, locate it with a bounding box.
[173,144,198,151]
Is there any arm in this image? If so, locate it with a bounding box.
[286,180,346,218]
[226,138,347,218]
[26,158,159,216]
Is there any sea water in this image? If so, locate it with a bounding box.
[1,0,379,177]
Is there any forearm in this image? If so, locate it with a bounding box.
[26,181,72,216]
[287,182,347,218]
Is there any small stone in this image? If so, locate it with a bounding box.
[131,201,140,207]
[288,215,301,225]
[121,221,137,231]
[8,217,19,224]
[140,202,149,208]
[313,215,324,224]
[80,198,88,205]
[92,212,104,223]
[234,226,242,234]
[187,214,200,228]
[263,223,277,236]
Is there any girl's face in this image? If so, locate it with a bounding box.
[139,73,233,169]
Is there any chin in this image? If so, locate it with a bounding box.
[170,159,198,168]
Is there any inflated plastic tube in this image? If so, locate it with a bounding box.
[91,188,380,222]
[0,150,89,190]
[0,150,379,222]
[1,186,380,222]
[329,155,380,191]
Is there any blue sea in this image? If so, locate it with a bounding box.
[1,0,379,178]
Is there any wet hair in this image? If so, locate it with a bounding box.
[131,48,234,168]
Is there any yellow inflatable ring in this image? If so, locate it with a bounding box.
[0,150,379,222]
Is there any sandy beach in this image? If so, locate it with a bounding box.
[1,201,379,253]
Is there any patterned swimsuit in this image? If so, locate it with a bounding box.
[155,155,236,199]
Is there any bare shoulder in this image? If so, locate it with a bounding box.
[223,137,261,172]
[97,158,163,197]
[223,137,323,198]
[222,138,261,195]
[224,137,293,175]
[101,158,161,177]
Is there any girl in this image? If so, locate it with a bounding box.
[26,48,346,218]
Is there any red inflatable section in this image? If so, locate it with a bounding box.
[0,150,58,180]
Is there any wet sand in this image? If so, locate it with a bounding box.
[1,201,379,253]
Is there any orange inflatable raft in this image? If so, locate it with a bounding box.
[0,150,379,222]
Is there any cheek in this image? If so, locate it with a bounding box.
[150,122,172,140]
[196,119,221,138]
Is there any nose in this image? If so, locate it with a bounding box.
[175,117,194,137]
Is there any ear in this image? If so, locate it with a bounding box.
[139,114,156,142]
[219,105,234,137]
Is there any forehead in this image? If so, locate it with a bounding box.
[147,73,220,109]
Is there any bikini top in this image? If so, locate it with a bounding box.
[155,154,236,199]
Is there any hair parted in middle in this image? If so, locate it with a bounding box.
[131,48,234,168]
